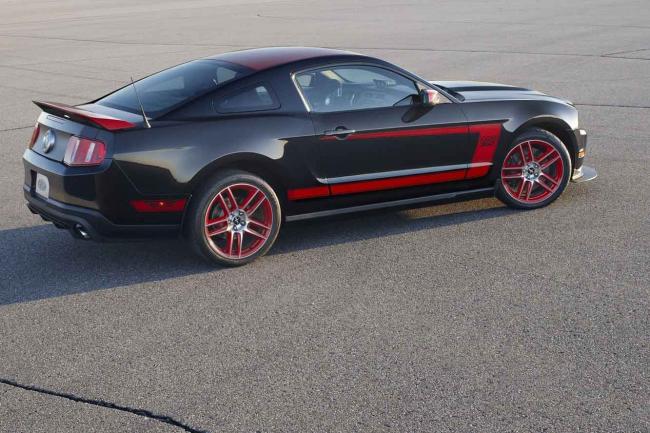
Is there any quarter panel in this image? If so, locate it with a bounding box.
[113,113,318,196]
[458,99,579,180]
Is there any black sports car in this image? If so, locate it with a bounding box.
[23,47,596,266]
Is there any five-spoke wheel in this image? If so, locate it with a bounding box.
[204,183,274,259]
[497,128,571,209]
[186,171,281,266]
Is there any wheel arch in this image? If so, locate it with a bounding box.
[511,116,577,168]
[190,152,287,195]
[184,153,288,232]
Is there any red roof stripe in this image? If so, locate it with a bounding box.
[209,47,354,71]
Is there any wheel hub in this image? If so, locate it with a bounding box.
[501,139,565,205]
[523,162,542,181]
[228,209,248,232]
[204,183,274,260]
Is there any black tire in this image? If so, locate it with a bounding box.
[185,170,281,266]
[496,127,572,209]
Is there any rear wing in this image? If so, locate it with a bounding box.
[33,101,136,131]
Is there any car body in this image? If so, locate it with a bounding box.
[23,47,596,265]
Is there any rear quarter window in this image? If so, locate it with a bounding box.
[215,84,280,114]
[96,60,252,118]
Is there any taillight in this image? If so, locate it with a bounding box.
[28,123,40,148]
[64,136,106,166]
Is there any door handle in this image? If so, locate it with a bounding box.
[323,127,356,139]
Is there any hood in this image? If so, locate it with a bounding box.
[430,81,568,104]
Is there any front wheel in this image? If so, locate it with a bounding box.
[496,128,571,209]
[186,170,281,266]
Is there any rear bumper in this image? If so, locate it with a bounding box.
[23,148,185,240]
[24,187,180,241]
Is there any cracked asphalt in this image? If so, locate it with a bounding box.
[0,0,648,432]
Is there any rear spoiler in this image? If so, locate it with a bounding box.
[33,101,136,131]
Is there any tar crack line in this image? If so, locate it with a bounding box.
[0,378,211,433]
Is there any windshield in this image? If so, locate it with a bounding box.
[96,60,252,118]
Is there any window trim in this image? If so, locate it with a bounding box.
[95,59,254,120]
[213,81,281,115]
[290,62,452,113]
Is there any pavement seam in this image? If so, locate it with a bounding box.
[256,13,650,30]
[0,33,249,49]
[0,125,32,132]
[1,32,649,62]
[602,47,650,56]
[0,64,123,84]
[326,45,650,62]
[0,378,211,433]
[0,82,91,100]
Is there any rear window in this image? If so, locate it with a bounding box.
[96,60,252,118]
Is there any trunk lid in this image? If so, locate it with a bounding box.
[31,101,145,162]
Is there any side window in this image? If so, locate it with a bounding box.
[215,66,238,84]
[216,84,279,114]
[294,65,419,113]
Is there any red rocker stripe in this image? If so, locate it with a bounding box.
[291,123,503,200]
[287,186,330,201]
[329,169,466,195]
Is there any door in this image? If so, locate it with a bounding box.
[294,64,473,194]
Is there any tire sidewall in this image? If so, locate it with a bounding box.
[496,128,572,209]
[187,170,282,266]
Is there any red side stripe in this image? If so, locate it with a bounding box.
[329,169,466,196]
[289,122,503,200]
[287,169,467,200]
[465,165,491,178]
[466,123,502,178]
[287,186,330,201]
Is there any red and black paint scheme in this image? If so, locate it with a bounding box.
[22,47,596,265]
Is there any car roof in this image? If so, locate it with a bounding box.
[205,47,361,71]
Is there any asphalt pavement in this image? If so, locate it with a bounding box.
[0,1,648,432]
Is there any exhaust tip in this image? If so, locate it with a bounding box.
[73,224,91,240]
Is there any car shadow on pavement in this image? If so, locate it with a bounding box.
[273,197,513,255]
[0,197,513,306]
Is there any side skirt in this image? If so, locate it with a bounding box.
[285,187,495,222]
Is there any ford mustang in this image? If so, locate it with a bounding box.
[23,47,596,266]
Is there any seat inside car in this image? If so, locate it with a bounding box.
[308,73,343,111]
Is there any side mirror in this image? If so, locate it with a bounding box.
[419,88,447,106]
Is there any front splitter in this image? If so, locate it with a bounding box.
[571,165,597,183]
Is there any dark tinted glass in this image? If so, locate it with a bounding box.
[216,85,279,113]
[295,65,418,113]
[96,60,252,118]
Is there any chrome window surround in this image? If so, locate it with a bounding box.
[290,62,451,113]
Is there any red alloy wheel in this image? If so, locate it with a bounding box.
[501,139,565,204]
[203,183,274,259]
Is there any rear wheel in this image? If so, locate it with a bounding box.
[187,170,281,266]
[496,128,571,209]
